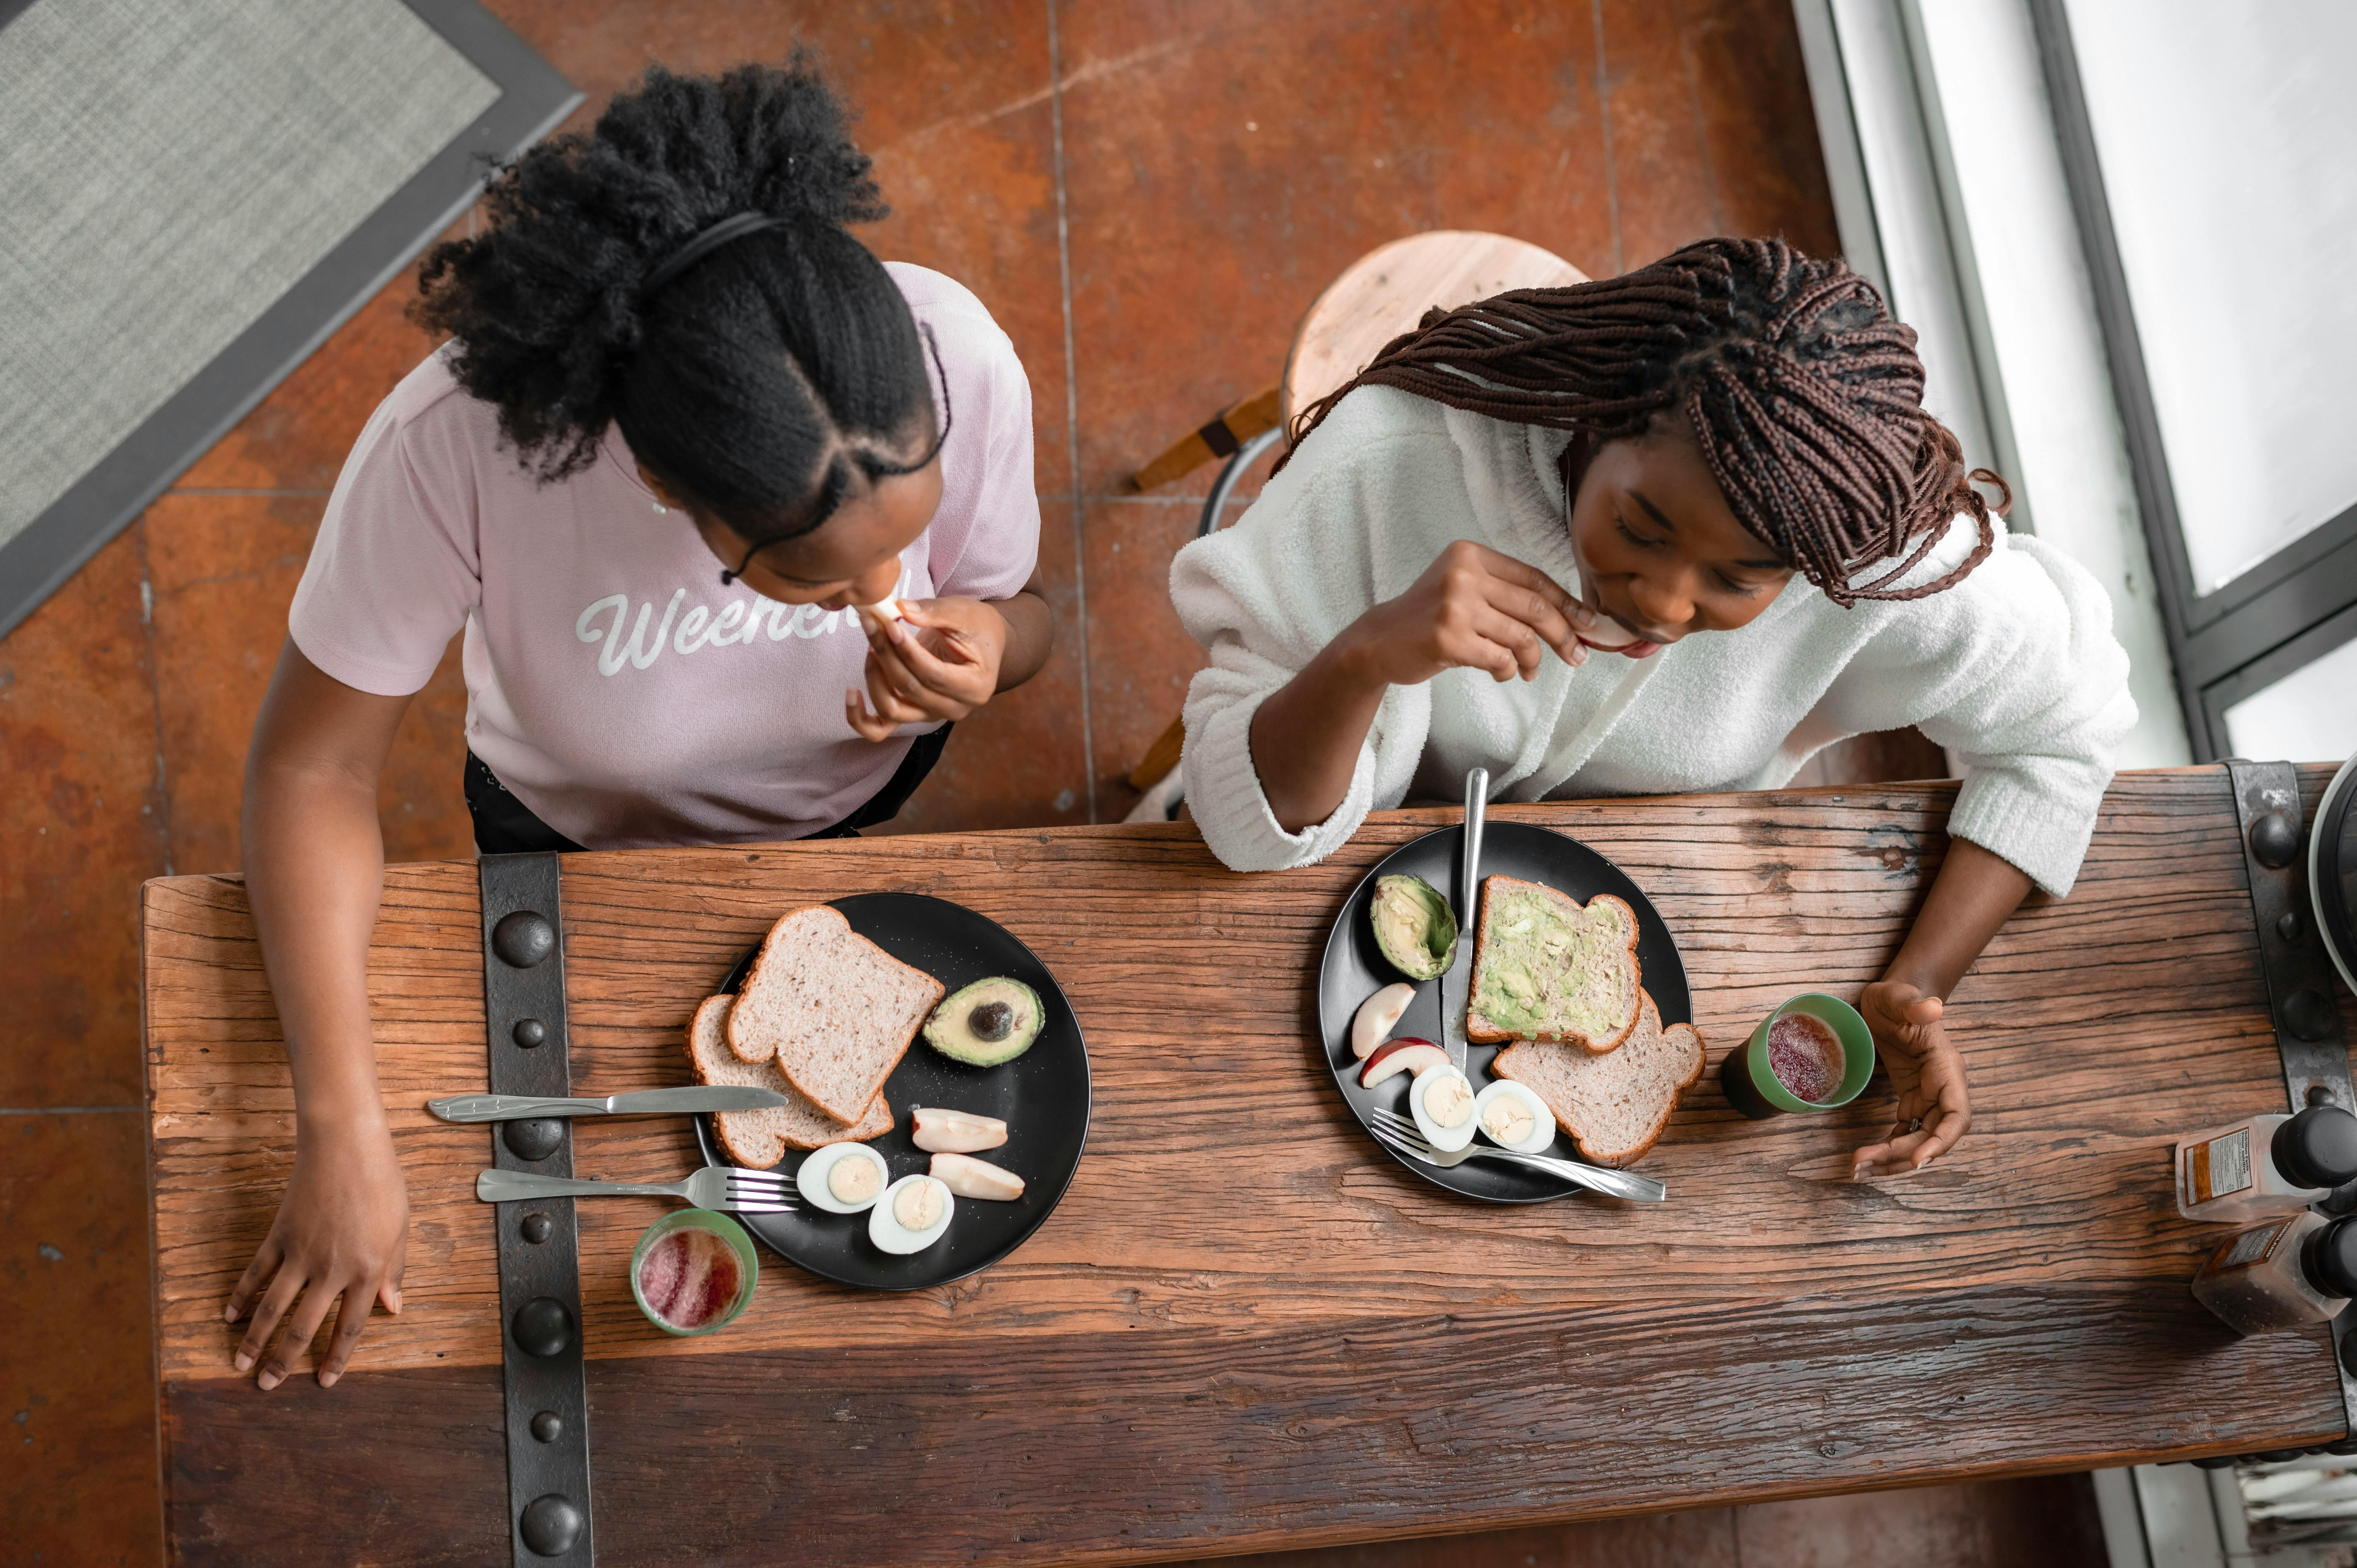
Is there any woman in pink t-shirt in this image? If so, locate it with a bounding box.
[224,62,1053,1391]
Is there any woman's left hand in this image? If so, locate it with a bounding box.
[846,597,1008,741]
[1850,980,1972,1178]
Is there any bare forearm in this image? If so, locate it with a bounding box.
[242,761,389,1128]
[1248,632,1390,833]
[991,587,1055,691]
[1884,835,2033,998]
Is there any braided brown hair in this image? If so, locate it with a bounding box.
[1283,237,2006,605]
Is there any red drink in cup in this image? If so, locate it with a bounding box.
[1766,1012,1846,1104]
[1721,993,1871,1119]
[630,1210,758,1336]
[635,1226,742,1331]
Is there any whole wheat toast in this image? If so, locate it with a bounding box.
[1491,990,1704,1166]
[1466,876,1642,1051]
[724,904,945,1122]
[687,993,891,1168]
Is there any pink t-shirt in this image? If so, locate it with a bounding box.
[289,263,1039,848]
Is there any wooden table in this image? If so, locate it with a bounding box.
[143,766,2356,1567]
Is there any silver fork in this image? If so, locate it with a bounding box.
[1367,1107,1667,1202]
[475,1165,797,1214]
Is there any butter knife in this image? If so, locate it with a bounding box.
[426,1086,790,1123]
[1441,766,1489,1074]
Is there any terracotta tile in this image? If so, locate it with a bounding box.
[883,497,1092,834]
[141,494,323,877]
[0,1111,164,1566]
[0,528,168,1108]
[1083,496,1213,823]
[1681,0,1841,258]
[175,275,442,493]
[481,0,1073,501]
[1058,0,1619,501]
[1732,1476,2108,1568]
[1157,1510,1740,1568]
[142,493,474,876]
[1600,0,1723,268]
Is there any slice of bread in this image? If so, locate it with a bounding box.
[1491,990,1705,1166]
[687,993,892,1168]
[1466,876,1642,1052]
[724,904,945,1122]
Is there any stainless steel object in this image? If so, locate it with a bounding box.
[1367,1105,1666,1202]
[430,1086,789,1123]
[475,1165,797,1215]
[1440,766,1489,1073]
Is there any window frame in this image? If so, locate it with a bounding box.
[2028,0,2357,759]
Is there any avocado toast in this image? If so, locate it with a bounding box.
[1465,875,1642,1051]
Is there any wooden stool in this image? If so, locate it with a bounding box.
[1124,231,1588,803]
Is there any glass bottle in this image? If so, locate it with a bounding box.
[2174,1104,2357,1223]
[2192,1211,2357,1335]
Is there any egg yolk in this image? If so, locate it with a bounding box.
[1426,1073,1474,1130]
[1484,1098,1536,1144]
[893,1178,944,1230]
[828,1154,882,1204]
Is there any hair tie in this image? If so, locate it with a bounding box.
[641,211,789,297]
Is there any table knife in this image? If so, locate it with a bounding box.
[426,1086,790,1123]
[1441,766,1489,1074]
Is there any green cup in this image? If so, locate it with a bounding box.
[1720,992,1875,1118]
[630,1209,759,1337]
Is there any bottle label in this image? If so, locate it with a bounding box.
[2213,1218,2291,1273]
[2190,1130,2255,1205]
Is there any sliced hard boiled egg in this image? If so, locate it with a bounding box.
[1475,1079,1556,1154]
[869,1174,954,1254]
[797,1142,890,1214]
[856,599,904,633]
[1410,1063,1479,1153]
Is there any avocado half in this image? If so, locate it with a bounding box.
[1371,874,1458,980]
[923,976,1044,1067]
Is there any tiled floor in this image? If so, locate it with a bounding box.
[1,2,2065,1563]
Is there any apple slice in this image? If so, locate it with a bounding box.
[1360,1037,1447,1088]
[1351,981,1418,1059]
[1577,613,1640,651]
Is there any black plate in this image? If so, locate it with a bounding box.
[1316,821,1691,1204]
[693,892,1090,1291]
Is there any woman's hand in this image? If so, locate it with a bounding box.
[1338,540,1594,687]
[226,1116,409,1389]
[845,597,1010,741]
[1850,982,1971,1178]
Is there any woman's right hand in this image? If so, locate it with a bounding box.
[225,1116,409,1390]
[1335,540,1594,687]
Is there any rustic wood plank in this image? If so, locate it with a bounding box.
[145,766,2357,1561]
[160,1280,2336,1568]
[150,770,2343,1379]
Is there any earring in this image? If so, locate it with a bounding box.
[652,501,667,515]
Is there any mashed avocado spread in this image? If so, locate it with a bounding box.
[1471,884,1634,1038]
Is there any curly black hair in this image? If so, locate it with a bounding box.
[412,57,935,545]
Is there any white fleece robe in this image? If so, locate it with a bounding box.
[1171,385,2137,895]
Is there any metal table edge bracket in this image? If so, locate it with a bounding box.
[2225,760,2357,1447]
[479,852,595,1564]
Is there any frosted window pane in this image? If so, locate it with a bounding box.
[2063,0,2357,594]
[2223,635,2357,765]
